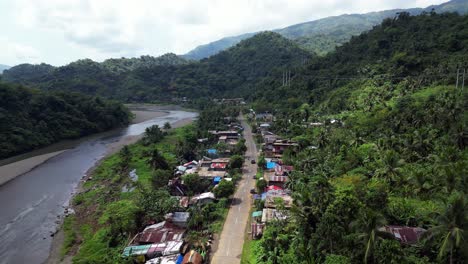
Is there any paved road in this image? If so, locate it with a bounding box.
[211,115,257,264]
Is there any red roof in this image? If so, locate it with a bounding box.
[266,185,283,191]
[211,163,227,169]
[137,221,185,244]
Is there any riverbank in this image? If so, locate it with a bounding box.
[0,109,172,187]
[45,116,196,264]
[0,150,68,186]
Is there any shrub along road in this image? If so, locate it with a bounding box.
[211,115,257,264]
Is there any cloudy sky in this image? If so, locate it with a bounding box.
[0,0,448,66]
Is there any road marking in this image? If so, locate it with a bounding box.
[226,238,231,256]
[235,216,238,224]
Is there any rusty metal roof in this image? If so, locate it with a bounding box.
[138,221,186,244]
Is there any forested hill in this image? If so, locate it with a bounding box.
[2,13,467,106]
[1,32,312,102]
[250,12,468,111]
[0,82,131,159]
[1,53,189,85]
[183,0,468,59]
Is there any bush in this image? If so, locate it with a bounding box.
[256,179,267,193]
[324,254,350,264]
[213,180,235,198]
[229,155,244,169]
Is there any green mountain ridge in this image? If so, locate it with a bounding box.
[183,0,468,59]
[1,32,312,102]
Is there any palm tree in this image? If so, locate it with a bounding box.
[351,209,394,264]
[375,150,404,184]
[147,148,169,170]
[423,193,468,264]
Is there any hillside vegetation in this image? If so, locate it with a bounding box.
[245,12,468,264]
[0,83,131,159]
[250,12,468,111]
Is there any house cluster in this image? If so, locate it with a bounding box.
[247,111,298,239]
[121,120,245,264]
[122,212,204,264]
[251,161,294,239]
[209,130,241,147]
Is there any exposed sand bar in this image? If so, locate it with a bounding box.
[0,150,68,186]
[131,110,168,124]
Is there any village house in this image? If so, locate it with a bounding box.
[262,189,293,208]
[196,157,229,179]
[191,192,216,205]
[255,112,274,122]
[259,123,271,131]
[379,225,427,244]
[165,212,190,228]
[261,208,289,223]
[123,220,186,260]
[263,139,298,158]
[263,164,293,188]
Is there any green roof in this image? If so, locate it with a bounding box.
[252,211,262,217]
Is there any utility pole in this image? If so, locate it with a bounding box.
[462,68,466,92]
[282,71,284,86]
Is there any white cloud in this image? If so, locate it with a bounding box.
[5,0,449,65]
[0,38,41,64]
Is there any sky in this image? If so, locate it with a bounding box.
[0,0,448,66]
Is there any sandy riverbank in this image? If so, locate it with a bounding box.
[131,110,168,124]
[0,150,68,186]
[45,116,195,264]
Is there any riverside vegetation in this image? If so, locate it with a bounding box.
[0,82,131,159]
[61,105,245,263]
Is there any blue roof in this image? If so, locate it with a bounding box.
[213,177,222,183]
[207,149,217,154]
[266,162,277,169]
[176,254,184,264]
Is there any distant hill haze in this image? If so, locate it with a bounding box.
[0,64,10,73]
[182,0,468,59]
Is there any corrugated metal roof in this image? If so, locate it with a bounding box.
[381,226,426,244]
[268,176,288,182]
[138,221,185,244]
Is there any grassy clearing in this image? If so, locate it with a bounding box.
[241,237,260,264]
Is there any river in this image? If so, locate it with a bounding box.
[0,110,197,264]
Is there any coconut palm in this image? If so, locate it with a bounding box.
[423,193,468,264]
[375,150,405,184]
[147,148,169,170]
[351,209,394,264]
